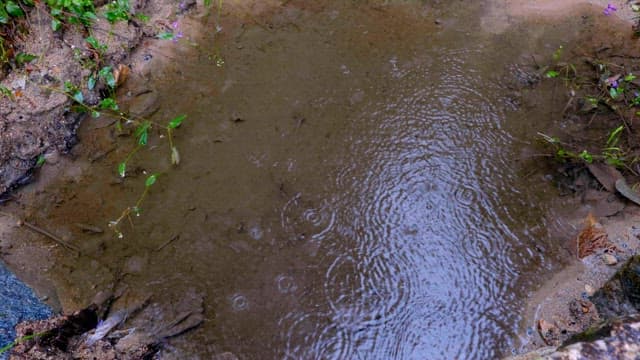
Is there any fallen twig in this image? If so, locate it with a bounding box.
[0,210,80,253]
[21,220,81,254]
[156,234,179,251]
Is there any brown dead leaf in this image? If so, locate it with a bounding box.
[538,319,560,346]
[114,64,130,87]
[576,213,618,259]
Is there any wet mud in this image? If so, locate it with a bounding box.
[2,0,640,359]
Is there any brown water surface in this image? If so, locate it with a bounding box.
[4,1,629,359]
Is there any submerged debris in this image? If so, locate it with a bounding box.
[9,290,205,360]
[576,214,618,259]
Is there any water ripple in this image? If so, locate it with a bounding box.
[280,311,354,360]
[281,193,337,244]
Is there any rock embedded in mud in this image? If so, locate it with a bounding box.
[511,315,640,360]
[538,319,561,346]
[591,256,640,319]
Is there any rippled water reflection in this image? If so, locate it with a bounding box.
[27,1,596,359]
[132,3,574,358]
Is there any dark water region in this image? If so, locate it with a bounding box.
[7,1,621,359]
[0,261,51,359]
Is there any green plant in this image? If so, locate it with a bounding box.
[0,0,31,24]
[0,84,12,99]
[0,331,47,355]
[539,124,631,169]
[45,0,97,30]
[543,45,579,88]
[602,125,626,167]
[117,114,186,178]
[103,0,129,23]
[108,173,158,238]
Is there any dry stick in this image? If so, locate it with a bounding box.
[0,211,80,253]
[156,234,179,251]
[20,220,81,254]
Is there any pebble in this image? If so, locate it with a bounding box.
[585,284,596,296]
[602,253,618,265]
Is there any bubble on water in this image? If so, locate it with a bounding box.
[276,274,298,294]
[249,224,263,241]
[230,293,249,311]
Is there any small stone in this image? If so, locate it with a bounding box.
[585,284,596,296]
[602,253,618,265]
[538,319,560,346]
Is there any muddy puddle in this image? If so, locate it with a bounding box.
[0,1,633,359]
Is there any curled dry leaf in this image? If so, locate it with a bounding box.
[576,213,618,259]
[538,319,561,346]
[113,64,130,87]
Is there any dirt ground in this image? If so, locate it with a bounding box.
[0,0,215,358]
[505,2,640,356]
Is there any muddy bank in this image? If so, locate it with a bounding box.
[0,0,216,357]
[0,0,203,196]
[504,1,640,358]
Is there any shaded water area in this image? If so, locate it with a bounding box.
[2,1,625,359]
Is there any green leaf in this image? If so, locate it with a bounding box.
[98,66,116,88]
[607,125,624,148]
[15,53,36,65]
[87,75,96,90]
[145,174,157,187]
[0,86,12,99]
[579,150,593,163]
[99,66,116,88]
[625,73,636,82]
[135,13,149,22]
[64,81,74,93]
[72,91,84,104]
[0,7,9,24]
[135,121,151,145]
[552,45,563,62]
[610,87,618,99]
[157,32,174,40]
[6,1,25,17]
[167,114,186,129]
[82,11,97,21]
[118,162,126,177]
[98,98,119,110]
[98,66,111,78]
[85,36,102,50]
[21,0,35,6]
[91,110,101,118]
[545,70,559,78]
[138,130,148,145]
[51,18,62,31]
[36,155,46,167]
